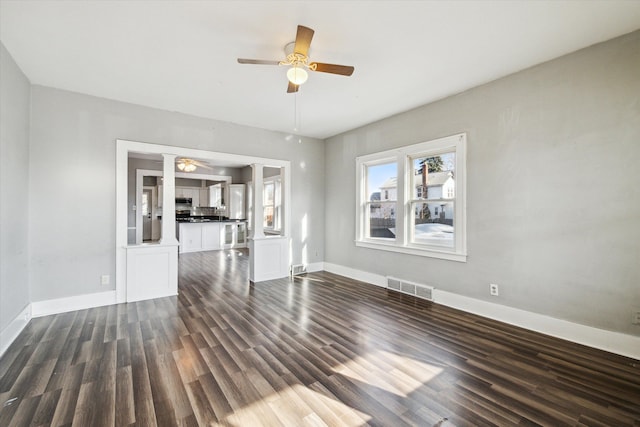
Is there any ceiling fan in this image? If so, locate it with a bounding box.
[175,158,211,172]
[237,25,355,93]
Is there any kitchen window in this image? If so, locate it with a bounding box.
[355,133,467,262]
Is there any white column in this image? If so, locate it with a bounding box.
[250,163,265,239]
[279,165,290,238]
[160,154,178,244]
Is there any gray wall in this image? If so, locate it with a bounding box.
[29,86,325,301]
[0,43,31,331]
[325,31,640,336]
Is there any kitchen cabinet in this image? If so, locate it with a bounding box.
[190,189,200,207]
[179,222,203,253]
[159,185,210,208]
[175,187,199,206]
[199,188,209,207]
[178,221,246,253]
[221,222,247,249]
[202,223,222,250]
[178,222,223,253]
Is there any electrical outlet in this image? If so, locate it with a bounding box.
[101,275,110,285]
[632,311,640,325]
[489,283,499,296]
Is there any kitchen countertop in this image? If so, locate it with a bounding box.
[177,218,247,224]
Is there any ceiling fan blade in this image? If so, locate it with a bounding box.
[237,58,281,66]
[192,160,212,169]
[294,25,314,56]
[310,62,355,76]
[287,82,299,93]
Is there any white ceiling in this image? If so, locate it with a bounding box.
[2,1,639,140]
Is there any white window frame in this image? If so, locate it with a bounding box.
[263,176,282,232]
[355,133,467,262]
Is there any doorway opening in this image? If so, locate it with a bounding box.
[117,139,291,303]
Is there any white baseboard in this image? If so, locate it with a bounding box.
[305,262,325,273]
[31,290,117,318]
[324,262,387,287]
[0,304,32,358]
[322,262,640,360]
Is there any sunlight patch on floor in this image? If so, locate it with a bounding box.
[332,349,444,397]
[211,383,372,427]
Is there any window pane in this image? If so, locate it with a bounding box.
[274,180,281,230]
[264,182,274,205]
[367,162,397,202]
[368,201,396,238]
[412,153,455,200]
[412,201,454,247]
[264,206,274,228]
[141,193,149,216]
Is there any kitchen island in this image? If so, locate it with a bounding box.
[177,219,247,253]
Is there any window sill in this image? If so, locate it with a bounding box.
[355,240,467,262]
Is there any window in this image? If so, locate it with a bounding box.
[364,162,397,239]
[263,177,282,231]
[356,133,467,262]
[264,181,274,228]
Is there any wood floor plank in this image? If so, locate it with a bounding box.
[114,366,135,427]
[1,248,639,426]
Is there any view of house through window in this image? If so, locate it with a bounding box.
[410,152,455,248]
[356,133,466,261]
[264,181,274,228]
[263,177,282,231]
[366,162,397,238]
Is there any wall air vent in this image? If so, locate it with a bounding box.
[386,276,434,301]
[387,278,402,291]
[290,264,307,276]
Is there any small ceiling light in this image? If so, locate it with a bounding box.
[184,163,196,172]
[177,162,186,171]
[287,66,308,85]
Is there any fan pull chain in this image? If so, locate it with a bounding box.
[293,92,302,143]
[293,91,298,132]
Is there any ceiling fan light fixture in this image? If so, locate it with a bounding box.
[287,66,308,85]
[177,160,197,172]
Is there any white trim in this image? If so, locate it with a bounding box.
[324,262,387,288]
[355,240,467,262]
[322,262,640,360]
[355,133,467,261]
[31,290,117,318]
[433,290,640,361]
[0,304,32,357]
[305,262,324,273]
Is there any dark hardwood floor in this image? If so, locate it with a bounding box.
[1,249,639,426]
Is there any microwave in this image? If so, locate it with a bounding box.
[175,197,192,208]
